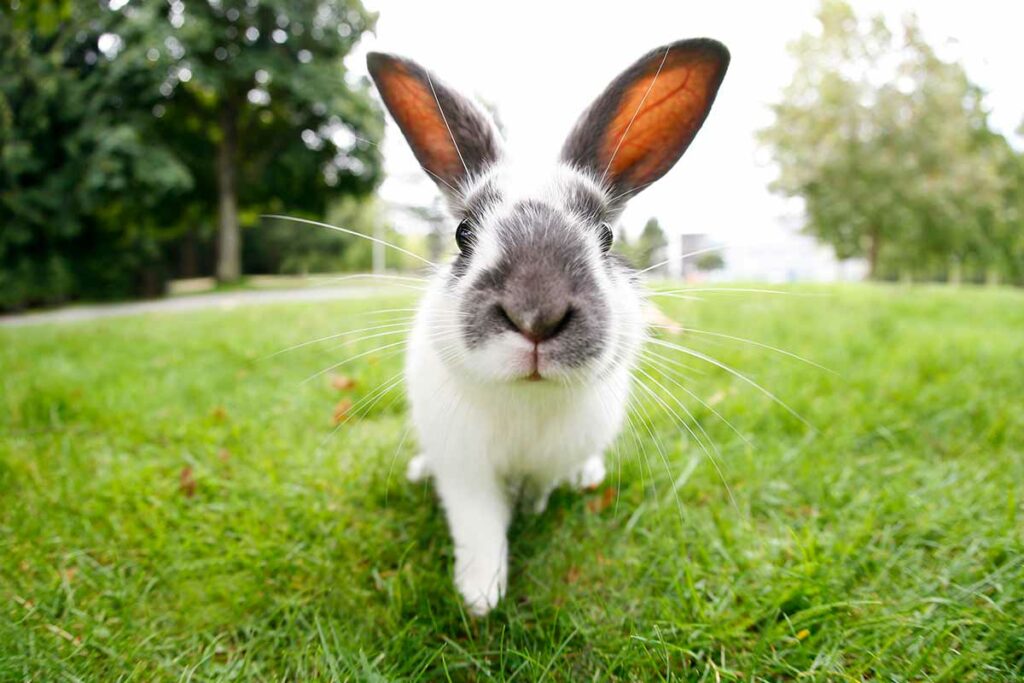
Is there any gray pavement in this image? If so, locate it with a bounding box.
[0,286,401,328]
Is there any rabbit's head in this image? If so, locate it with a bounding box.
[368,39,729,385]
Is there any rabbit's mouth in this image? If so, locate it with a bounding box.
[522,342,556,382]
[451,322,613,387]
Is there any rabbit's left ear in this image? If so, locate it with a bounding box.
[561,39,729,201]
[367,52,501,196]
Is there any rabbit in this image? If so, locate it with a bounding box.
[366,38,729,615]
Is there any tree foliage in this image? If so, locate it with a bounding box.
[131,0,384,281]
[0,0,383,309]
[1,1,189,306]
[760,0,1022,282]
[616,217,667,270]
[695,251,724,272]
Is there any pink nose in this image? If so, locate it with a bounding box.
[498,303,572,343]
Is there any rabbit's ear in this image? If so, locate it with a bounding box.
[367,52,501,195]
[561,39,729,201]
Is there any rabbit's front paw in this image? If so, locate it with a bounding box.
[454,549,507,616]
[572,455,606,491]
[406,454,431,483]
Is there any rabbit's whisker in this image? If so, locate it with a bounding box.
[644,293,704,303]
[322,327,417,354]
[636,244,729,276]
[421,167,463,198]
[322,323,462,355]
[620,397,655,518]
[647,337,811,428]
[656,326,836,374]
[267,320,416,358]
[648,287,812,297]
[262,214,438,269]
[639,350,751,447]
[303,339,410,385]
[314,372,407,454]
[627,379,685,520]
[316,325,467,455]
[314,273,430,286]
[638,345,706,377]
[634,367,738,512]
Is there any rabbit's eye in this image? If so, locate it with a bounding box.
[598,223,614,253]
[455,220,474,255]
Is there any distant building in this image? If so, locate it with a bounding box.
[714,236,867,282]
[679,233,711,280]
[663,226,868,283]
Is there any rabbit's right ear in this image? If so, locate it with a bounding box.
[367,52,501,196]
[561,39,729,203]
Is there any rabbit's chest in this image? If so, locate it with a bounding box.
[479,386,613,481]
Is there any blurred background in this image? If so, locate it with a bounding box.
[2,0,1022,312]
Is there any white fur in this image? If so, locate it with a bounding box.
[404,167,645,614]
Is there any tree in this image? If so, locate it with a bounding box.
[0,0,384,309]
[637,218,668,270]
[759,0,1012,281]
[695,252,724,272]
[245,196,386,274]
[122,0,383,282]
[611,219,668,270]
[0,1,193,307]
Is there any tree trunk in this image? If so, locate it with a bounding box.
[949,258,962,287]
[216,97,241,283]
[180,227,198,279]
[866,228,881,280]
[372,222,386,274]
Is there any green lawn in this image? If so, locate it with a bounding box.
[2,284,1023,681]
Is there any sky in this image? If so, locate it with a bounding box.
[345,1,1024,279]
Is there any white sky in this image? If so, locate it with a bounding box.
[346,0,1024,263]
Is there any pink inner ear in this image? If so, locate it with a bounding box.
[601,53,722,188]
[377,63,462,181]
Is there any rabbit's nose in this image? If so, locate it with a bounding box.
[497,302,573,343]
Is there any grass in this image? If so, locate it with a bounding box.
[1,283,1022,681]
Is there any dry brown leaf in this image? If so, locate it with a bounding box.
[565,566,582,584]
[332,398,354,424]
[330,374,357,391]
[180,466,196,498]
[643,303,684,335]
[707,390,727,406]
[586,487,617,514]
[45,624,81,645]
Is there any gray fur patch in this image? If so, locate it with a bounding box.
[458,202,609,369]
[448,179,503,280]
[459,178,502,219]
[562,181,609,224]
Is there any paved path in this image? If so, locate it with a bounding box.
[0,286,401,328]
